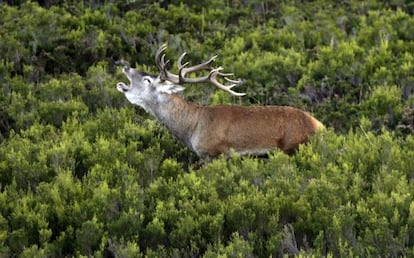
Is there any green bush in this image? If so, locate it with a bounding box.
[1,0,414,257]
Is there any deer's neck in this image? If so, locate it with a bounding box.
[148,94,201,150]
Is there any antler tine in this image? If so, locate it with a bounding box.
[208,67,246,96]
[160,58,171,81]
[154,44,245,96]
[216,71,234,77]
[178,56,245,96]
[178,55,216,79]
[224,77,244,85]
[177,52,189,70]
[155,43,167,70]
[155,44,179,83]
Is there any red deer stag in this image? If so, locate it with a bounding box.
[116,44,324,159]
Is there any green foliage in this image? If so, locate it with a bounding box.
[362,85,403,130]
[1,0,414,257]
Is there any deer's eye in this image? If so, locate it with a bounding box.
[143,77,152,84]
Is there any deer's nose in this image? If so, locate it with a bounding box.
[122,66,130,73]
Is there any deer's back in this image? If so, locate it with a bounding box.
[192,105,323,157]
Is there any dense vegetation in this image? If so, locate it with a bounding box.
[1,0,414,257]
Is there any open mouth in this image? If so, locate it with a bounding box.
[116,82,130,92]
[116,66,133,93]
[122,66,134,83]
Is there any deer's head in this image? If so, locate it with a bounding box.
[116,65,185,108]
[116,44,245,108]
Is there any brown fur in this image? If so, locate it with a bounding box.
[167,95,323,158]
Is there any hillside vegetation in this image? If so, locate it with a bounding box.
[1,0,414,257]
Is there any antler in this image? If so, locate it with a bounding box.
[155,44,245,96]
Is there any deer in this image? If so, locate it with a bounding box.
[116,44,324,159]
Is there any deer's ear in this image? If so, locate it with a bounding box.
[157,84,185,94]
